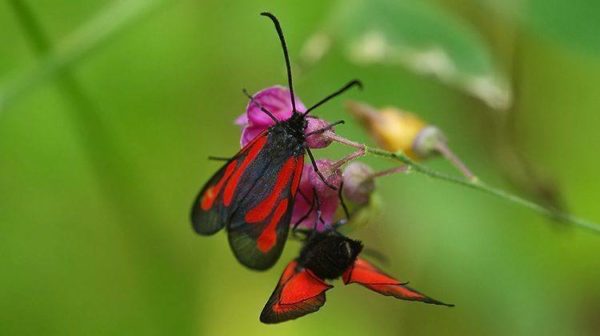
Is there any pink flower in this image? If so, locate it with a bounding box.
[291,160,342,231]
[235,86,334,148]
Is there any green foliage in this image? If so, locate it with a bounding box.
[302,0,510,109]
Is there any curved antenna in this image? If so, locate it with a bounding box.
[303,80,363,116]
[261,12,297,113]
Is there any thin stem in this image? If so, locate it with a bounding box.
[330,147,366,171]
[327,132,365,149]
[434,142,476,182]
[327,133,600,235]
[367,165,410,180]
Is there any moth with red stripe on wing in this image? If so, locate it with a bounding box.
[190,12,362,270]
[260,228,454,324]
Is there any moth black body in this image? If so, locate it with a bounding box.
[297,231,363,280]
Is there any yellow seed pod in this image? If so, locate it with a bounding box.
[346,101,432,160]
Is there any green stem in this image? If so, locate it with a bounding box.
[371,147,600,234]
[330,135,600,235]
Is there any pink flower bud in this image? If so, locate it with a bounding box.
[342,162,375,205]
[305,117,334,148]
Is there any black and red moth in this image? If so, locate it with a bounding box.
[190,12,361,270]
[260,230,453,323]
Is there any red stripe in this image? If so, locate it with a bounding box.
[223,136,267,207]
[200,160,237,210]
[280,269,331,305]
[257,199,288,253]
[290,156,304,196]
[245,157,296,223]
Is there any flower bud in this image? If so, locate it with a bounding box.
[342,162,375,205]
[305,117,334,149]
[412,125,447,159]
[345,100,446,160]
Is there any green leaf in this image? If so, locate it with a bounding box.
[301,0,511,110]
[481,0,600,55]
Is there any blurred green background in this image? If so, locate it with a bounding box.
[1,0,599,335]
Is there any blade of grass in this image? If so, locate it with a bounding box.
[7,0,194,332]
[0,0,167,111]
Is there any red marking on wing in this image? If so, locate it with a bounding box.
[245,157,297,223]
[343,258,453,306]
[200,161,237,211]
[280,268,330,305]
[280,260,299,282]
[260,260,331,323]
[290,157,304,196]
[222,136,267,207]
[342,258,400,285]
[256,199,288,253]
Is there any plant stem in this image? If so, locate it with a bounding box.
[367,165,410,179]
[434,141,476,181]
[374,147,600,234]
[329,134,600,235]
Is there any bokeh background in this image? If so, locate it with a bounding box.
[1,0,600,335]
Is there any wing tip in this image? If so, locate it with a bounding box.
[423,297,455,307]
[259,299,328,324]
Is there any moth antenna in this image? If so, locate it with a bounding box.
[307,148,338,190]
[261,12,297,113]
[362,247,390,266]
[303,80,363,116]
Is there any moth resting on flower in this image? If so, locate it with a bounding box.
[190,12,361,270]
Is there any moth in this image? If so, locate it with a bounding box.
[191,12,360,270]
[260,229,453,323]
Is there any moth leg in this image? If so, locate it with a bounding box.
[305,120,345,137]
[242,88,279,123]
[338,181,350,221]
[306,148,338,190]
[291,189,315,239]
[311,186,329,233]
